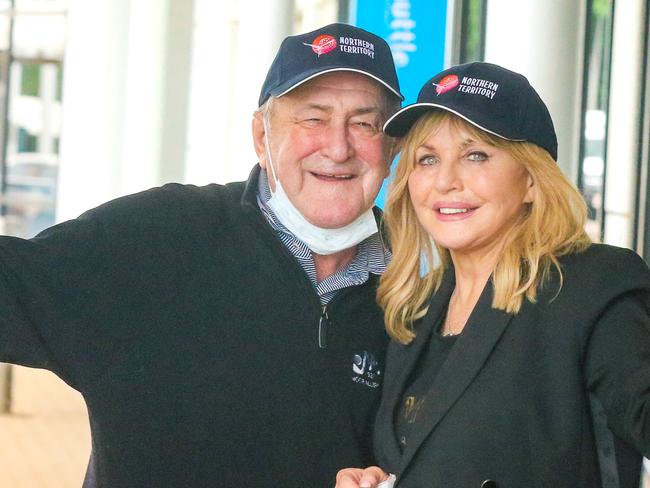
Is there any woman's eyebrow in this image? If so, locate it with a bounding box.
[416,143,435,152]
[459,138,479,149]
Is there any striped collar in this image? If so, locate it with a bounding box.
[256,169,390,304]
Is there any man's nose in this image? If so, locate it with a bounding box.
[322,122,354,163]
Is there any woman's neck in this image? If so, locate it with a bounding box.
[451,259,494,301]
[442,247,501,336]
[449,239,505,291]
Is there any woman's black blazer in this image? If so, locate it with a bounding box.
[374,244,650,488]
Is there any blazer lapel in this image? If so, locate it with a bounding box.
[375,270,456,468]
[397,277,515,474]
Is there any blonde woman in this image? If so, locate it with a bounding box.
[336,62,650,488]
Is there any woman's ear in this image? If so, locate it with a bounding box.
[524,173,535,204]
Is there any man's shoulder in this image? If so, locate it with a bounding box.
[157,180,248,212]
[116,180,244,207]
[82,180,248,224]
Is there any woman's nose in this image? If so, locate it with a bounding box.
[433,160,462,193]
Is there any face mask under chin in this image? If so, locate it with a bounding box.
[262,118,379,256]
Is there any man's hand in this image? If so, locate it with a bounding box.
[335,466,392,488]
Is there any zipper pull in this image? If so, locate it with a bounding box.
[318,305,330,349]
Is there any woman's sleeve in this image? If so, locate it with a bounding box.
[585,288,650,456]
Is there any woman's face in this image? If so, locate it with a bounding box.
[407,118,534,263]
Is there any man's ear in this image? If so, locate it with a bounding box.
[381,135,402,179]
[252,111,268,170]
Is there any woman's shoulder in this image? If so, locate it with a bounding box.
[562,242,645,266]
[559,243,650,293]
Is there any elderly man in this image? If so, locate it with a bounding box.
[0,23,402,487]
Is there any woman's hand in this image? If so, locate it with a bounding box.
[335,466,391,488]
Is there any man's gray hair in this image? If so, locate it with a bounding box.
[256,97,276,129]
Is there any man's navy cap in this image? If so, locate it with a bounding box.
[258,23,403,107]
[383,62,558,160]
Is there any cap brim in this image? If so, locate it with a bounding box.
[383,102,525,143]
[273,67,404,101]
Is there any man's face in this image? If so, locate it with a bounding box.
[253,72,392,229]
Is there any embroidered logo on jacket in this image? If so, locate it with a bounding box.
[352,351,381,388]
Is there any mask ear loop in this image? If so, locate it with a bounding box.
[262,116,279,192]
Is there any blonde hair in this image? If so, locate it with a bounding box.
[378,112,591,344]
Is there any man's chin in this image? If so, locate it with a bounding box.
[305,212,361,230]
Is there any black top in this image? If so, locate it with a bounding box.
[375,245,650,488]
[0,165,390,488]
[394,316,457,452]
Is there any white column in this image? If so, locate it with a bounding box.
[38,63,60,155]
[602,0,646,247]
[483,0,586,181]
[295,0,338,32]
[117,0,170,197]
[57,0,195,221]
[184,0,294,186]
[120,0,195,194]
[158,0,195,185]
[56,0,132,221]
[228,0,294,183]
[184,0,237,186]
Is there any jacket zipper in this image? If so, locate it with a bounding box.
[317,281,374,349]
[318,305,330,349]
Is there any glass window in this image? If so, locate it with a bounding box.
[0,2,66,238]
[55,63,62,101]
[578,0,614,242]
[20,62,40,96]
[458,0,486,63]
[337,0,349,21]
[16,126,37,152]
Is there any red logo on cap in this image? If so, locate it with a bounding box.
[304,34,338,56]
[433,75,459,95]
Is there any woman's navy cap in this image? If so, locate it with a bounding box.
[258,23,403,107]
[383,62,558,160]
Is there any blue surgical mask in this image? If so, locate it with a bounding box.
[262,118,378,256]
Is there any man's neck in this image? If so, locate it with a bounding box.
[312,247,357,282]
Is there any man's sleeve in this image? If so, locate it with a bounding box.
[0,212,109,385]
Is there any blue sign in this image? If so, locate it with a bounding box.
[348,0,448,206]
[349,0,448,102]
